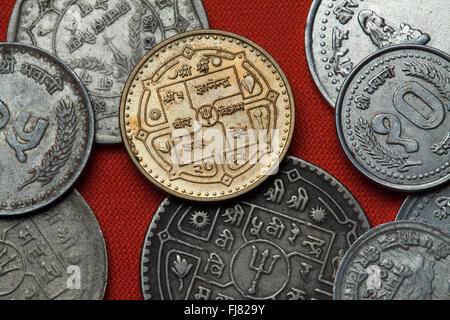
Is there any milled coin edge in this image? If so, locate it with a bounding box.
[139,155,371,300]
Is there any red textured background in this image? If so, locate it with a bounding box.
[0,0,406,300]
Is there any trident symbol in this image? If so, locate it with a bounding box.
[248,245,280,295]
[199,106,213,125]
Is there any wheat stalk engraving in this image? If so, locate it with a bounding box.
[354,118,422,173]
[19,100,78,190]
[129,6,146,67]
[68,56,117,78]
[403,61,449,106]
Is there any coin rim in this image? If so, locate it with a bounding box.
[335,44,450,192]
[119,29,296,202]
[395,185,450,234]
[305,0,336,107]
[333,220,450,300]
[139,155,371,299]
[395,194,422,221]
[0,42,94,216]
[67,189,109,300]
[6,0,210,145]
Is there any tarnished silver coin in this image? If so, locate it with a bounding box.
[0,43,93,216]
[140,156,370,300]
[7,0,210,144]
[336,45,450,192]
[396,184,450,235]
[333,221,450,300]
[305,0,449,107]
[0,190,108,300]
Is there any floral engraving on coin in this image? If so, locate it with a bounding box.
[140,157,370,300]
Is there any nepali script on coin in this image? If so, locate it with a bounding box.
[120,30,295,201]
[336,45,450,192]
[333,221,450,300]
[140,156,370,300]
[396,184,450,235]
[0,190,107,300]
[8,0,210,144]
[305,0,449,106]
[0,43,93,216]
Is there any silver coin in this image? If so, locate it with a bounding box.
[0,189,108,300]
[336,45,450,192]
[333,221,450,300]
[396,184,450,235]
[7,0,210,144]
[305,0,449,107]
[0,43,93,216]
[140,156,370,300]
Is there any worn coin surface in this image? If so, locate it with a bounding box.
[396,184,450,235]
[7,0,210,144]
[120,30,295,201]
[0,190,108,300]
[140,156,370,300]
[305,0,449,107]
[336,45,450,192]
[0,43,93,216]
[333,221,450,300]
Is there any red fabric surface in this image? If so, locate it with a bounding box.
[0,0,406,300]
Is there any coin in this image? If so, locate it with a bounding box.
[0,190,107,300]
[0,43,93,216]
[335,45,450,192]
[305,0,449,107]
[396,184,450,235]
[333,221,450,300]
[140,156,370,300]
[7,0,210,144]
[120,30,295,201]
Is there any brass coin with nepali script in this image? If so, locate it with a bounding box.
[120,30,295,201]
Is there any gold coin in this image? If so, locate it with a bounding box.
[120,30,295,201]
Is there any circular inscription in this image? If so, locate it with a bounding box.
[336,45,450,192]
[140,156,371,300]
[8,0,210,144]
[334,221,450,300]
[0,43,93,216]
[396,184,450,235]
[305,0,449,107]
[0,190,108,300]
[120,30,296,201]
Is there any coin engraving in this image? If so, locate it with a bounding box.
[305,0,449,106]
[8,0,210,144]
[333,221,450,300]
[140,156,370,300]
[0,190,107,300]
[336,45,449,191]
[396,184,450,235]
[120,30,295,201]
[0,43,93,216]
